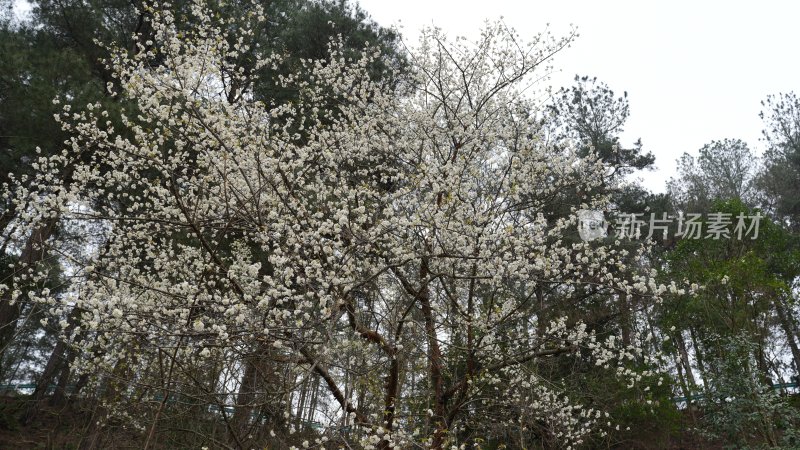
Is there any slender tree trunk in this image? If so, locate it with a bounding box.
[775,297,800,376]
[0,217,58,363]
[535,284,546,337]
[22,307,82,423]
[71,373,90,399]
[21,338,68,423]
[673,350,692,402]
[418,258,447,449]
[620,293,632,347]
[0,201,19,255]
[4,341,30,387]
[676,332,697,392]
[230,353,262,447]
[343,369,352,431]
[307,375,320,425]
[296,374,308,428]
[79,356,132,450]
[688,327,710,389]
[51,349,75,406]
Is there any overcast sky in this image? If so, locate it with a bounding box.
[358,0,800,193]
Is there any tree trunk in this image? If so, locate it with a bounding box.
[418,258,447,449]
[22,306,83,422]
[775,297,800,376]
[0,217,58,364]
[79,357,132,450]
[620,293,632,347]
[676,332,697,392]
[673,350,693,402]
[230,352,263,447]
[51,349,75,406]
[688,327,710,389]
[21,337,68,424]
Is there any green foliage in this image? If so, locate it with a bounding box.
[668,139,758,211]
[0,22,100,182]
[548,75,655,178]
[758,92,800,231]
[698,334,800,449]
[658,199,800,447]
[661,200,798,339]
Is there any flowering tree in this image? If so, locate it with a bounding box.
[3,1,671,448]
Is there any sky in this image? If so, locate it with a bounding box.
[357,0,800,193]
